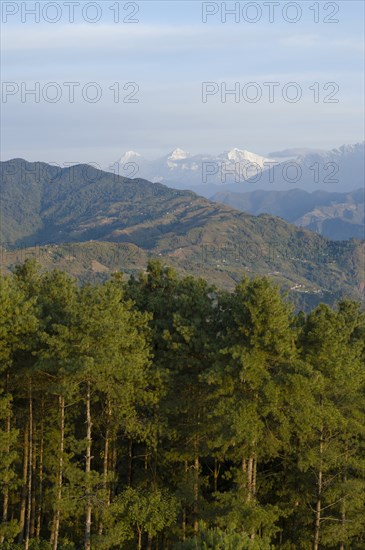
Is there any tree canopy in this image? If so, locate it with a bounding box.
[0,260,364,549]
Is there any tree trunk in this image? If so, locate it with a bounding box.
[182,461,188,540]
[250,456,257,541]
[110,440,117,500]
[0,392,11,544]
[247,456,254,502]
[137,528,142,550]
[18,421,29,543]
[241,457,247,539]
[98,400,111,536]
[182,508,186,541]
[52,395,65,550]
[84,381,92,550]
[30,423,37,538]
[36,397,44,539]
[24,378,33,550]
[339,468,347,550]
[128,439,133,487]
[213,459,219,493]
[252,456,257,498]
[313,428,324,550]
[193,455,199,533]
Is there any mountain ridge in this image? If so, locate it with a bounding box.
[1,158,364,309]
[115,142,365,197]
[211,188,365,241]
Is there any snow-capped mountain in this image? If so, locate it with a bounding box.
[247,142,365,193]
[116,148,274,189]
[119,150,142,164]
[114,142,364,196]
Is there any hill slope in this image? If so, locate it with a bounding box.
[1,159,364,308]
[211,188,365,241]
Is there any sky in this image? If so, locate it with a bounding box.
[1,0,364,167]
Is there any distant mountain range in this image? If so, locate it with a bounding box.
[211,188,365,241]
[114,143,364,241]
[115,142,365,196]
[1,159,364,310]
[116,147,273,193]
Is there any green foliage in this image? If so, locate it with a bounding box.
[173,524,273,550]
[0,261,364,549]
[97,487,178,548]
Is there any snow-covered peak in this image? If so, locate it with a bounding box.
[335,142,365,156]
[298,141,365,165]
[112,142,363,193]
[168,148,190,161]
[226,148,271,166]
[119,151,142,164]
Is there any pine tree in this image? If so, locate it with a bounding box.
[207,277,311,541]
[1,261,364,548]
[39,278,153,548]
[298,301,365,550]
[0,272,38,544]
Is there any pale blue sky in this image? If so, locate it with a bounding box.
[1,0,364,166]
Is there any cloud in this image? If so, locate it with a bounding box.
[1,5,364,163]
[280,33,364,52]
[3,21,363,54]
[1,23,218,52]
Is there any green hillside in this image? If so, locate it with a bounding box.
[1,159,364,309]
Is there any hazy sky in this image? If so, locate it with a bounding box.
[1,0,364,167]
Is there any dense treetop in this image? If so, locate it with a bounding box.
[0,260,364,549]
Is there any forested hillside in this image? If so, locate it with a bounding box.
[1,159,364,309]
[1,260,364,549]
